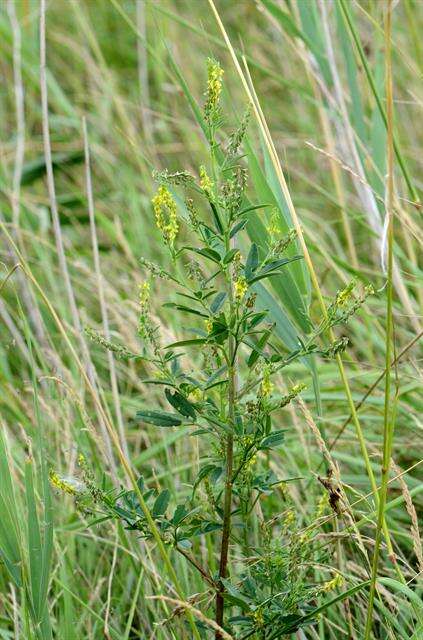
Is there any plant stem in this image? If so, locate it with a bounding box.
[176,545,215,588]
[215,387,234,636]
[364,2,395,636]
[215,235,236,637]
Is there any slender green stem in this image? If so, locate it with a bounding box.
[365,3,395,636]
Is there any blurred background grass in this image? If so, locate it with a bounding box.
[0,1,422,638]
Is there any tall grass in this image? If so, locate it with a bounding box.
[0,1,422,638]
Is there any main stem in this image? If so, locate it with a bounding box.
[215,236,236,638]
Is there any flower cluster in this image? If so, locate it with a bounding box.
[138,282,159,354]
[322,572,344,593]
[270,229,297,259]
[152,185,179,248]
[138,282,151,339]
[185,197,200,230]
[78,454,105,503]
[152,169,194,186]
[199,165,214,196]
[221,166,247,222]
[85,326,133,360]
[279,382,306,408]
[324,280,374,330]
[227,105,251,157]
[204,58,224,125]
[139,257,172,281]
[234,276,248,301]
[260,363,274,399]
[49,470,84,496]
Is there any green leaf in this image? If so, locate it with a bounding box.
[136,409,182,427]
[209,201,224,234]
[162,302,207,318]
[165,389,196,419]
[152,490,170,517]
[260,430,286,449]
[177,539,192,549]
[193,464,218,493]
[261,0,308,43]
[186,246,221,263]
[164,338,209,349]
[245,139,311,332]
[238,203,271,216]
[247,310,268,330]
[171,504,188,525]
[244,243,259,280]
[171,504,202,525]
[220,579,252,610]
[0,431,21,588]
[25,460,45,623]
[248,260,301,285]
[222,248,239,264]
[210,291,227,314]
[377,577,423,617]
[260,257,302,275]
[229,219,248,238]
[247,329,272,368]
[204,365,227,389]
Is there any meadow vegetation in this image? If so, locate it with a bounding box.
[0,1,422,639]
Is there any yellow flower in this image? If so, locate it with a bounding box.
[246,454,257,469]
[335,281,355,307]
[188,388,202,402]
[260,364,274,398]
[280,382,306,408]
[49,470,81,496]
[234,276,248,301]
[139,281,150,307]
[284,509,295,526]
[204,58,224,122]
[199,165,213,195]
[205,318,213,334]
[322,573,344,592]
[252,608,264,626]
[152,185,179,247]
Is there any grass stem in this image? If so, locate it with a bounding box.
[365,2,396,636]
